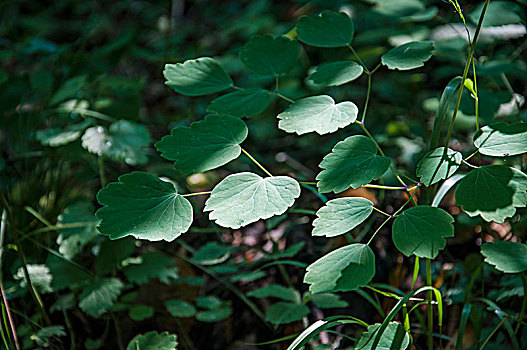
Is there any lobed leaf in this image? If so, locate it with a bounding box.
[126,331,178,350]
[474,122,527,157]
[79,278,124,318]
[481,241,527,273]
[416,147,462,186]
[312,197,374,237]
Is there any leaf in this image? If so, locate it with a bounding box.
[265,302,310,325]
[36,127,84,147]
[123,251,178,284]
[481,242,527,273]
[392,206,454,259]
[204,172,300,229]
[468,1,523,27]
[308,294,349,309]
[196,296,223,310]
[165,300,196,318]
[155,115,248,175]
[196,304,232,322]
[474,122,527,157]
[455,165,527,223]
[57,201,99,259]
[316,135,391,194]
[278,95,358,135]
[14,264,53,294]
[82,120,151,165]
[308,61,363,87]
[312,197,374,237]
[416,147,462,186]
[33,326,66,346]
[304,243,375,294]
[126,331,178,350]
[79,278,124,317]
[247,284,299,303]
[355,322,410,350]
[239,35,301,76]
[381,41,435,71]
[207,88,271,117]
[164,57,233,96]
[96,172,193,241]
[192,242,232,265]
[297,11,354,47]
[50,75,87,105]
[129,305,154,321]
[430,77,462,149]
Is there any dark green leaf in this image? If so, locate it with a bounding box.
[207,88,271,117]
[126,331,178,350]
[474,122,527,157]
[416,147,462,186]
[381,41,434,71]
[312,197,374,237]
[123,251,178,284]
[308,294,349,309]
[192,242,232,265]
[129,305,154,321]
[481,242,527,273]
[265,302,310,325]
[468,1,523,27]
[356,322,410,350]
[79,278,124,317]
[297,11,354,47]
[165,300,196,318]
[308,61,363,86]
[239,35,301,76]
[247,284,299,303]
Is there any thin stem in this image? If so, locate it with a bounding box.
[361,73,372,122]
[298,181,317,186]
[356,121,386,157]
[347,45,370,74]
[363,184,408,191]
[110,312,124,350]
[465,149,479,161]
[479,318,506,350]
[462,159,479,169]
[472,59,480,131]
[516,273,527,334]
[372,206,391,217]
[426,258,433,350]
[370,62,382,75]
[289,209,317,215]
[366,215,392,246]
[98,156,106,187]
[271,91,295,103]
[231,85,244,90]
[0,283,19,350]
[275,76,279,91]
[181,191,212,197]
[241,148,273,177]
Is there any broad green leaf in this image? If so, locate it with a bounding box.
[308,293,349,309]
[381,41,435,71]
[468,1,523,27]
[123,251,178,284]
[312,197,374,237]
[129,305,154,321]
[416,147,462,186]
[304,243,375,294]
[278,95,358,135]
[265,302,310,325]
[95,237,136,275]
[57,201,99,259]
[155,114,248,175]
[96,172,193,241]
[165,300,196,318]
[163,57,233,96]
[392,206,454,259]
[430,77,462,149]
[207,88,271,117]
[14,264,53,294]
[33,326,66,346]
[82,120,151,165]
[356,322,410,350]
[481,242,527,273]
[247,284,299,303]
[297,11,354,47]
[308,61,363,86]
[239,35,301,76]
[204,172,300,229]
[126,331,178,350]
[47,255,92,291]
[474,122,527,157]
[316,135,391,194]
[455,165,527,223]
[79,278,124,317]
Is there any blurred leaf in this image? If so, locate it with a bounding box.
[15,264,53,294]
[56,201,99,259]
[381,41,434,71]
[308,61,363,87]
[297,11,354,47]
[247,284,300,302]
[308,293,349,309]
[32,325,66,346]
[430,77,462,149]
[416,147,462,186]
[126,331,178,350]
[79,278,124,317]
[312,197,373,237]
[481,242,527,273]
[468,1,523,27]
[207,88,271,117]
[192,242,232,265]
[165,300,196,318]
[355,322,409,350]
[129,305,154,321]
[50,75,87,105]
[239,35,301,76]
[123,251,178,284]
[265,302,309,325]
[196,304,232,323]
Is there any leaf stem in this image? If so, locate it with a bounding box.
[361,73,372,123]
[363,184,408,190]
[98,156,106,187]
[181,191,212,197]
[347,44,370,74]
[366,215,392,246]
[462,159,478,169]
[299,181,317,186]
[241,148,273,177]
[465,149,479,161]
[271,91,295,103]
[372,206,391,217]
[426,258,433,350]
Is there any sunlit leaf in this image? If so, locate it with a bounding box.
[474,122,527,157]
[481,242,527,273]
[312,197,373,237]
[126,331,178,350]
[381,41,434,70]
[416,147,462,186]
[308,61,363,86]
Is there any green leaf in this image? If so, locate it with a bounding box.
[155,114,248,175]
[126,331,178,350]
[96,172,193,241]
[196,296,223,310]
[79,278,124,317]
[207,88,271,118]
[481,242,527,273]
[204,172,300,229]
[430,77,462,149]
[316,135,391,194]
[164,57,233,96]
[304,243,375,294]
[312,197,374,237]
[474,122,527,157]
[123,251,178,284]
[278,95,358,135]
[455,165,527,223]
[165,299,196,318]
[129,305,154,321]
[381,41,435,71]
[468,1,523,27]
[416,147,462,186]
[196,304,232,322]
[392,206,454,259]
[14,264,53,294]
[192,242,232,265]
[308,61,363,87]
[265,302,310,325]
[57,201,99,259]
[239,35,301,76]
[297,11,354,47]
[247,284,299,303]
[355,322,410,350]
[50,75,87,105]
[33,326,66,346]
[82,120,151,165]
[308,293,349,309]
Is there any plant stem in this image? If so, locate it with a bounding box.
[462,159,479,169]
[271,91,295,103]
[241,148,273,177]
[181,191,212,197]
[361,73,372,122]
[516,273,527,334]
[347,45,370,74]
[363,184,407,190]
[372,206,391,217]
[0,283,19,350]
[366,216,392,246]
[479,318,506,350]
[98,156,106,187]
[298,181,317,186]
[426,258,433,350]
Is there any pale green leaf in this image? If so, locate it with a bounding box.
[312,197,373,237]
[278,95,358,135]
[15,264,53,294]
[392,206,454,259]
[36,129,82,147]
[304,243,375,294]
[308,293,349,309]
[265,302,310,325]
[165,300,196,318]
[126,331,178,350]
[297,11,354,47]
[381,41,435,71]
[239,35,301,76]
[308,61,363,86]
[79,278,124,317]
[196,303,232,323]
[129,305,154,321]
[481,242,527,273]
[416,147,462,186]
[207,88,271,117]
[155,115,248,175]
[204,172,300,229]
[164,57,233,96]
[247,284,299,303]
[356,322,410,350]
[96,172,193,241]
[33,326,66,346]
[316,135,391,194]
[474,122,527,157]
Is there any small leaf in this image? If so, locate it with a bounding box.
[481,242,527,273]
[165,299,196,318]
[356,322,410,350]
[79,278,124,318]
[416,147,462,186]
[247,284,299,303]
[278,95,358,135]
[57,201,99,259]
[474,122,527,157]
[207,88,271,118]
[204,172,300,229]
[317,135,391,194]
[239,35,301,76]
[312,197,374,237]
[381,41,435,71]
[297,11,354,47]
[164,57,233,96]
[126,331,178,350]
[155,115,248,175]
[308,61,363,86]
[265,302,310,325]
[304,243,375,294]
[192,242,232,265]
[392,206,454,259]
[96,172,193,241]
[308,293,349,309]
[14,264,53,294]
[196,305,232,322]
[196,296,223,310]
[129,305,154,321]
[32,326,66,346]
